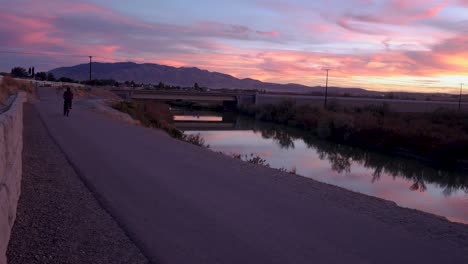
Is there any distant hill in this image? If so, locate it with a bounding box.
[49,62,375,95]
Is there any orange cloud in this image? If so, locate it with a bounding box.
[256,30,280,37]
[1,0,467,93]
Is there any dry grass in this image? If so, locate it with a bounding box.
[240,101,468,163]
[113,101,184,139]
[184,133,209,147]
[0,83,11,105]
[57,86,122,103]
[77,87,121,100]
[0,76,34,105]
[230,153,297,174]
[113,101,212,147]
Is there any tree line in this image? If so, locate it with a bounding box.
[4,66,118,86]
[4,66,207,90]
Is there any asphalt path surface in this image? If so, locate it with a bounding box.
[7,104,149,264]
[34,88,468,264]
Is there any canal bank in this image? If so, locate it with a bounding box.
[30,87,468,263]
[172,111,468,224]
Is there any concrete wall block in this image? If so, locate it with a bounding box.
[0,186,10,264]
[0,125,5,184]
[2,119,13,166]
[0,92,25,264]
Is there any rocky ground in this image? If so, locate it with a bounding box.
[6,103,150,264]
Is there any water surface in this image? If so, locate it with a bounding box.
[173,112,468,224]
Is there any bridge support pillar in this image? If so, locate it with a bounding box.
[223,101,237,111]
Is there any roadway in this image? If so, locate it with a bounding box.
[33,87,468,263]
[112,89,247,102]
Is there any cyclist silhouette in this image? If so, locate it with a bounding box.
[63,87,74,116]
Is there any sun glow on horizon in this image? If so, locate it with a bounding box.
[0,0,467,93]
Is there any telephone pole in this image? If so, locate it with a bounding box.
[459,83,464,111]
[324,69,330,109]
[89,56,92,84]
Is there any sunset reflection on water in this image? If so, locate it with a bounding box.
[173,115,223,122]
[184,126,468,224]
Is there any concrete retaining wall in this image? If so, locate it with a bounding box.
[0,93,26,264]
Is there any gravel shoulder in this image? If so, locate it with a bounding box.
[6,103,150,264]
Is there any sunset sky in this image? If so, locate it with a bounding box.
[0,0,467,93]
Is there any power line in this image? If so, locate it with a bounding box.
[0,48,464,94]
[89,56,92,82]
[324,69,330,109]
[459,83,464,111]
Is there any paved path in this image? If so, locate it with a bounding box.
[7,103,149,264]
[33,88,468,264]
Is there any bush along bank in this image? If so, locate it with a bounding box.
[113,101,208,147]
[0,76,34,106]
[239,100,468,168]
[113,101,299,173]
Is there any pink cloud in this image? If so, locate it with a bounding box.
[256,30,279,37]
[0,0,466,93]
[21,32,64,46]
[324,0,448,38]
[379,0,447,21]
[311,24,331,33]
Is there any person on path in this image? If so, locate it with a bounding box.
[63,87,74,116]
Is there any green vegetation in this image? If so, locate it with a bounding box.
[10,67,28,78]
[230,153,297,174]
[184,133,209,147]
[231,153,269,166]
[114,101,183,137]
[85,79,120,86]
[59,77,79,83]
[35,72,47,81]
[240,100,468,164]
[32,71,55,81]
[246,121,467,195]
[46,73,56,81]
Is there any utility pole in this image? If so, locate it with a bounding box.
[89,56,93,84]
[324,69,330,109]
[459,83,464,111]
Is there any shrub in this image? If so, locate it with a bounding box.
[114,101,215,147]
[316,118,332,139]
[0,76,34,104]
[326,99,340,112]
[240,99,468,162]
[294,105,322,130]
[274,99,296,123]
[232,153,269,167]
[278,166,297,174]
[332,113,354,141]
[113,101,183,139]
[183,133,209,147]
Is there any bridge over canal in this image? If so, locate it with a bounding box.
[111,89,468,112]
[112,89,256,109]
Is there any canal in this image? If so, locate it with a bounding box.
[171,109,468,224]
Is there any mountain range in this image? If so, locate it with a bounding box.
[50,62,375,95]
